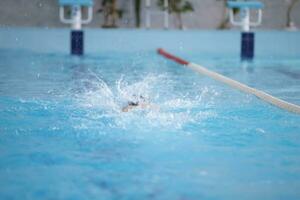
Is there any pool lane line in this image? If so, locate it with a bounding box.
[157,48,300,115]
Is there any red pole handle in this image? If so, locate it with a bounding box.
[157,48,189,65]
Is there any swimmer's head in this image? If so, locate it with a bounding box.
[128,101,139,106]
[127,95,147,106]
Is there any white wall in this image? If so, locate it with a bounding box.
[0,0,299,29]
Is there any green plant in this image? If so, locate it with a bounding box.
[157,0,194,29]
[134,0,141,28]
[286,0,299,28]
[98,0,123,28]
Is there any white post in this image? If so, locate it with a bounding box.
[163,0,169,29]
[146,0,151,29]
[241,8,250,32]
[71,5,82,30]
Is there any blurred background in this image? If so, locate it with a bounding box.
[0,0,299,30]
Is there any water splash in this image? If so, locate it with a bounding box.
[73,70,218,131]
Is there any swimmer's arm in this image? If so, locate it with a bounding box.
[122,103,159,112]
[122,105,135,112]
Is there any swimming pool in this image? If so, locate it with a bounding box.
[0,28,300,200]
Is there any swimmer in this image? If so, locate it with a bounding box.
[122,95,159,112]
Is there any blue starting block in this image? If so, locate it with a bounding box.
[59,0,93,6]
[227,1,264,61]
[58,0,93,56]
[227,1,264,10]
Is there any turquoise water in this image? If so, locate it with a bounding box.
[0,29,300,200]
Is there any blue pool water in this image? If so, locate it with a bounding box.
[0,29,300,200]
